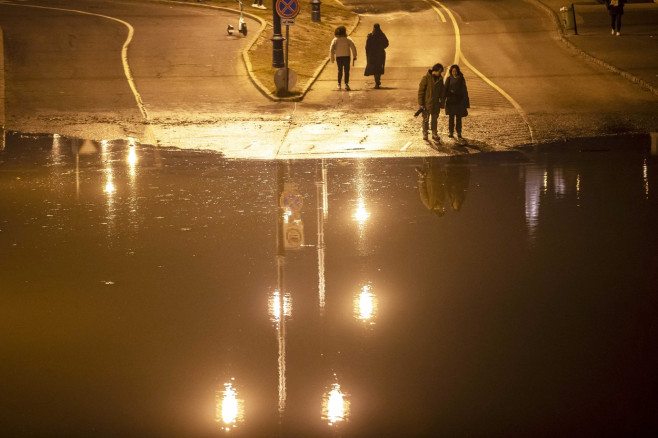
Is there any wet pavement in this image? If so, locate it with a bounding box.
[1,133,657,437]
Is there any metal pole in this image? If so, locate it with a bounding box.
[285,25,289,94]
[571,3,578,35]
[272,4,285,68]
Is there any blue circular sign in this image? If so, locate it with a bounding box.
[276,0,300,19]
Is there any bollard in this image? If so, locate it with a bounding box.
[311,0,321,23]
[560,4,577,34]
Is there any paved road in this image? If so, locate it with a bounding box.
[1,0,656,158]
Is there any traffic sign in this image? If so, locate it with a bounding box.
[280,18,295,26]
[275,0,300,19]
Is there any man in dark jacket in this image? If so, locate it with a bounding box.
[417,63,445,142]
[364,24,389,89]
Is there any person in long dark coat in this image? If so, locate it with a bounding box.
[364,23,389,89]
[443,64,469,140]
[605,0,626,36]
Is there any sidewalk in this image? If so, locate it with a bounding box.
[536,0,658,95]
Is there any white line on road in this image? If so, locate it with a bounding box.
[2,2,149,121]
[400,141,411,151]
[423,0,446,23]
[432,0,535,143]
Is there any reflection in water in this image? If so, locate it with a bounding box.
[353,198,370,225]
[316,160,327,310]
[216,380,244,431]
[354,284,378,325]
[644,159,649,199]
[3,135,656,436]
[322,382,350,427]
[269,290,292,323]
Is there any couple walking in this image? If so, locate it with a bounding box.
[418,63,470,142]
[330,24,389,90]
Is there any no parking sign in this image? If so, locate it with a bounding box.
[275,0,300,19]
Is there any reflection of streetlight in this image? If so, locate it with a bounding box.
[353,198,370,225]
[322,382,350,426]
[216,379,244,431]
[353,285,378,324]
[268,290,292,323]
[127,139,137,168]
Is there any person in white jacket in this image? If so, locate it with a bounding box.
[330,26,357,91]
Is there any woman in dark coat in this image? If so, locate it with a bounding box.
[443,64,469,140]
[364,23,389,89]
[605,0,626,36]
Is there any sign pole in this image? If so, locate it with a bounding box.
[285,25,290,94]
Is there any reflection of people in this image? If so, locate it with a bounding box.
[444,64,469,141]
[364,23,389,89]
[251,0,266,9]
[415,158,447,216]
[330,26,357,91]
[446,156,471,212]
[605,0,626,36]
[418,63,445,142]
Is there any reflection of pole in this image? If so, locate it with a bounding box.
[276,161,287,421]
[272,4,284,68]
[316,161,326,311]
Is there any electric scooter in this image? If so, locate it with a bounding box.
[227,0,248,36]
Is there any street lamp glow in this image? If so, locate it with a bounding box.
[127,145,137,168]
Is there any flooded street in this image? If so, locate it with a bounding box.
[1,133,657,437]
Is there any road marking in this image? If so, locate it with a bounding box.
[423,0,446,23]
[432,0,535,143]
[1,1,149,121]
[400,141,411,151]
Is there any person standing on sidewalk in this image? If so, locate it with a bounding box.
[417,63,445,142]
[444,64,469,141]
[364,23,389,89]
[330,26,357,91]
[606,0,626,36]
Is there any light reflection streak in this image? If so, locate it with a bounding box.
[524,166,542,242]
[216,380,244,431]
[642,158,649,200]
[354,284,378,324]
[101,140,116,237]
[51,134,63,165]
[269,289,291,418]
[322,382,350,426]
[316,161,327,310]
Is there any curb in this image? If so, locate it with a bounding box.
[533,0,658,97]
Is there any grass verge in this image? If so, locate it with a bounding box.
[172,0,358,98]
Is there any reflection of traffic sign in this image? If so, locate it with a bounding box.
[280,189,303,212]
[276,0,300,19]
[284,221,304,249]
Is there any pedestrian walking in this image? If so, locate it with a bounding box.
[605,0,626,36]
[417,63,445,142]
[364,23,389,89]
[444,64,469,141]
[330,26,357,91]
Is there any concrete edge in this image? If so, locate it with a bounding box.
[533,0,658,97]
